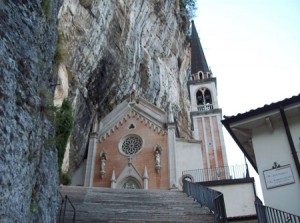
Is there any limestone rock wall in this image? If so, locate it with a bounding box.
[57,0,192,174]
[0,1,60,222]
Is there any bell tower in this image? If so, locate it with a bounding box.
[188,21,228,169]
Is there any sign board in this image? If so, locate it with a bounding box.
[263,165,295,189]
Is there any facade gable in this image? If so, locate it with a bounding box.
[93,114,169,189]
[88,98,171,189]
[98,98,168,143]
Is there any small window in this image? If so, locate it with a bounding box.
[129,123,135,129]
[182,175,193,183]
[198,71,203,80]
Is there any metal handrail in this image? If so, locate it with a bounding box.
[255,197,300,223]
[182,164,249,182]
[65,195,76,222]
[183,180,227,223]
[57,191,76,223]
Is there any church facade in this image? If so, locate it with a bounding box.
[78,21,229,190]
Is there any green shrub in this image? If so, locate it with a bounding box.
[53,33,66,69]
[55,99,73,172]
[41,0,51,20]
[30,188,40,214]
[61,173,72,185]
[54,44,63,65]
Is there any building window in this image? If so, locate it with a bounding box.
[120,135,143,156]
[196,90,204,105]
[196,88,213,111]
[204,90,212,104]
[198,71,203,80]
[182,175,194,184]
[129,123,135,129]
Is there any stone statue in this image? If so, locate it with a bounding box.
[155,149,161,173]
[155,150,161,166]
[100,149,107,178]
[101,157,106,170]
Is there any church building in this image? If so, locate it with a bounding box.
[80,21,228,190]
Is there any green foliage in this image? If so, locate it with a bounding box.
[30,188,40,214]
[180,0,197,19]
[53,33,66,69]
[61,173,72,185]
[41,0,51,21]
[53,44,63,65]
[55,99,73,172]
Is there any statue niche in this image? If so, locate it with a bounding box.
[100,150,107,178]
[153,144,162,173]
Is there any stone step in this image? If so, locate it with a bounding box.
[60,187,197,203]
[58,186,215,223]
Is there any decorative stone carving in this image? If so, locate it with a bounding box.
[153,144,162,173]
[115,163,143,189]
[100,150,107,178]
[111,170,116,189]
[122,179,139,189]
[155,151,161,166]
[121,135,143,156]
[143,166,149,190]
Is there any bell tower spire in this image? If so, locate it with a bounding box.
[191,20,210,75]
[188,21,228,170]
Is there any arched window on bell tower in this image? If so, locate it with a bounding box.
[198,71,203,80]
[196,90,204,106]
[196,88,213,111]
[204,89,212,104]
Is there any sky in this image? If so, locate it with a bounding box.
[193,0,300,199]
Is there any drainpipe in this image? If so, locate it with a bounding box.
[279,106,300,178]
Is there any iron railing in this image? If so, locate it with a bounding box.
[57,191,76,223]
[197,103,214,111]
[192,103,214,112]
[182,164,249,182]
[183,180,227,223]
[255,197,300,223]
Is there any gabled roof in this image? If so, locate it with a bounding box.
[98,97,168,141]
[222,94,300,123]
[222,93,300,172]
[191,20,210,74]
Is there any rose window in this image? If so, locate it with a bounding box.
[121,135,143,155]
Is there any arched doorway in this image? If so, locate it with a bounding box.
[120,177,142,189]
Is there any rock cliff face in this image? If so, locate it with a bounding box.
[0,1,60,222]
[0,0,191,221]
[57,0,192,174]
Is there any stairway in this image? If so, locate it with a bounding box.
[58,186,215,223]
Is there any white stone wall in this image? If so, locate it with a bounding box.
[208,182,257,218]
[175,139,203,188]
[252,118,300,216]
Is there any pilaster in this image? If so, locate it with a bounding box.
[84,132,97,187]
[168,123,177,188]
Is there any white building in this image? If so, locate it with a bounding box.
[222,94,300,216]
